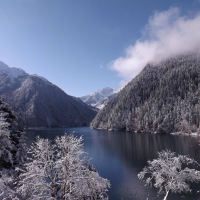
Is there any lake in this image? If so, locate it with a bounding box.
[27,127,200,200]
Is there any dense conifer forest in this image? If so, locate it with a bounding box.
[91,54,200,134]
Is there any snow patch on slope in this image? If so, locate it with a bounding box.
[0,61,27,78]
[31,74,49,83]
[0,61,50,84]
[80,87,121,109]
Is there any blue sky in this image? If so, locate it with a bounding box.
[0,0,199,97]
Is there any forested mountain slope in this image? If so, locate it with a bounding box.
[0,62,97,128]
[91,54,200,133]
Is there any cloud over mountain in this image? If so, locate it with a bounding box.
[110,7,200,86]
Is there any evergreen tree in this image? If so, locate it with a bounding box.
[0,98,27,199]
[0,111,14,169]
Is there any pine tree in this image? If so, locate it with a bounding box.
[0,98,27,199]
[0,101,14,169]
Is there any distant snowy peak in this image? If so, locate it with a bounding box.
[0,61,27,78]
[0,61,50,84]
[80,87,120,109]
[112,88,121,94]
[80,87,114,103]
[96,87,114,96]
[81,87,114,101]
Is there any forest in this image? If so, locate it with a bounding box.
[91,54,200,134]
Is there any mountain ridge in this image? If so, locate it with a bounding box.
[0,61,97,128]
[80,87,120,109]
[91,54,200,134]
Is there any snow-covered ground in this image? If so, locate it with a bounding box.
[170,132,200,136]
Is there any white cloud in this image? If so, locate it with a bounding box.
[110,7,200,87]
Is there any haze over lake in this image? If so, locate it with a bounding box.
[27,127,200,200]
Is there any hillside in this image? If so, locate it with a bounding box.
[0,62,97,128]
[91,54,200,133]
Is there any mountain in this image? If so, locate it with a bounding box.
[80,87,120,109]
[0,61,97,128]
[91,54,200,134]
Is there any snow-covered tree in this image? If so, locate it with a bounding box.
[138,150,200,200]
[0,111,14,169]
[0,99,27,199]
[11,130,27,168]
[0,99,109,199]
[0,99,27,168]
[18,133,110,200]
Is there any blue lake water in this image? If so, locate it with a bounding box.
[27,127,200,200]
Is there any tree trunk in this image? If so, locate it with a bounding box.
[163,190,170,200]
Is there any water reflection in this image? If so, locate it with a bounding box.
[27,128,200,200]
[105,132,200,167]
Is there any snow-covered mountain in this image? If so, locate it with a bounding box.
[91,54,200,133]
[80,87,120,109]
[0,61,48,82]
[0,61,97,128]
[0,61,27,78]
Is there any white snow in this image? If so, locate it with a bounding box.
[31,74,49,83]
[80,87,121,109]
[0,61,27,78]
[0,61,50,83]
[170,132,199,136]
[81,87,114,101]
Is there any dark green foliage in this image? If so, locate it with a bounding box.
[91,54,200,133]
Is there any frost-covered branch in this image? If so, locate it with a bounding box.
[18,133,110,199]
[138,150,200,200]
